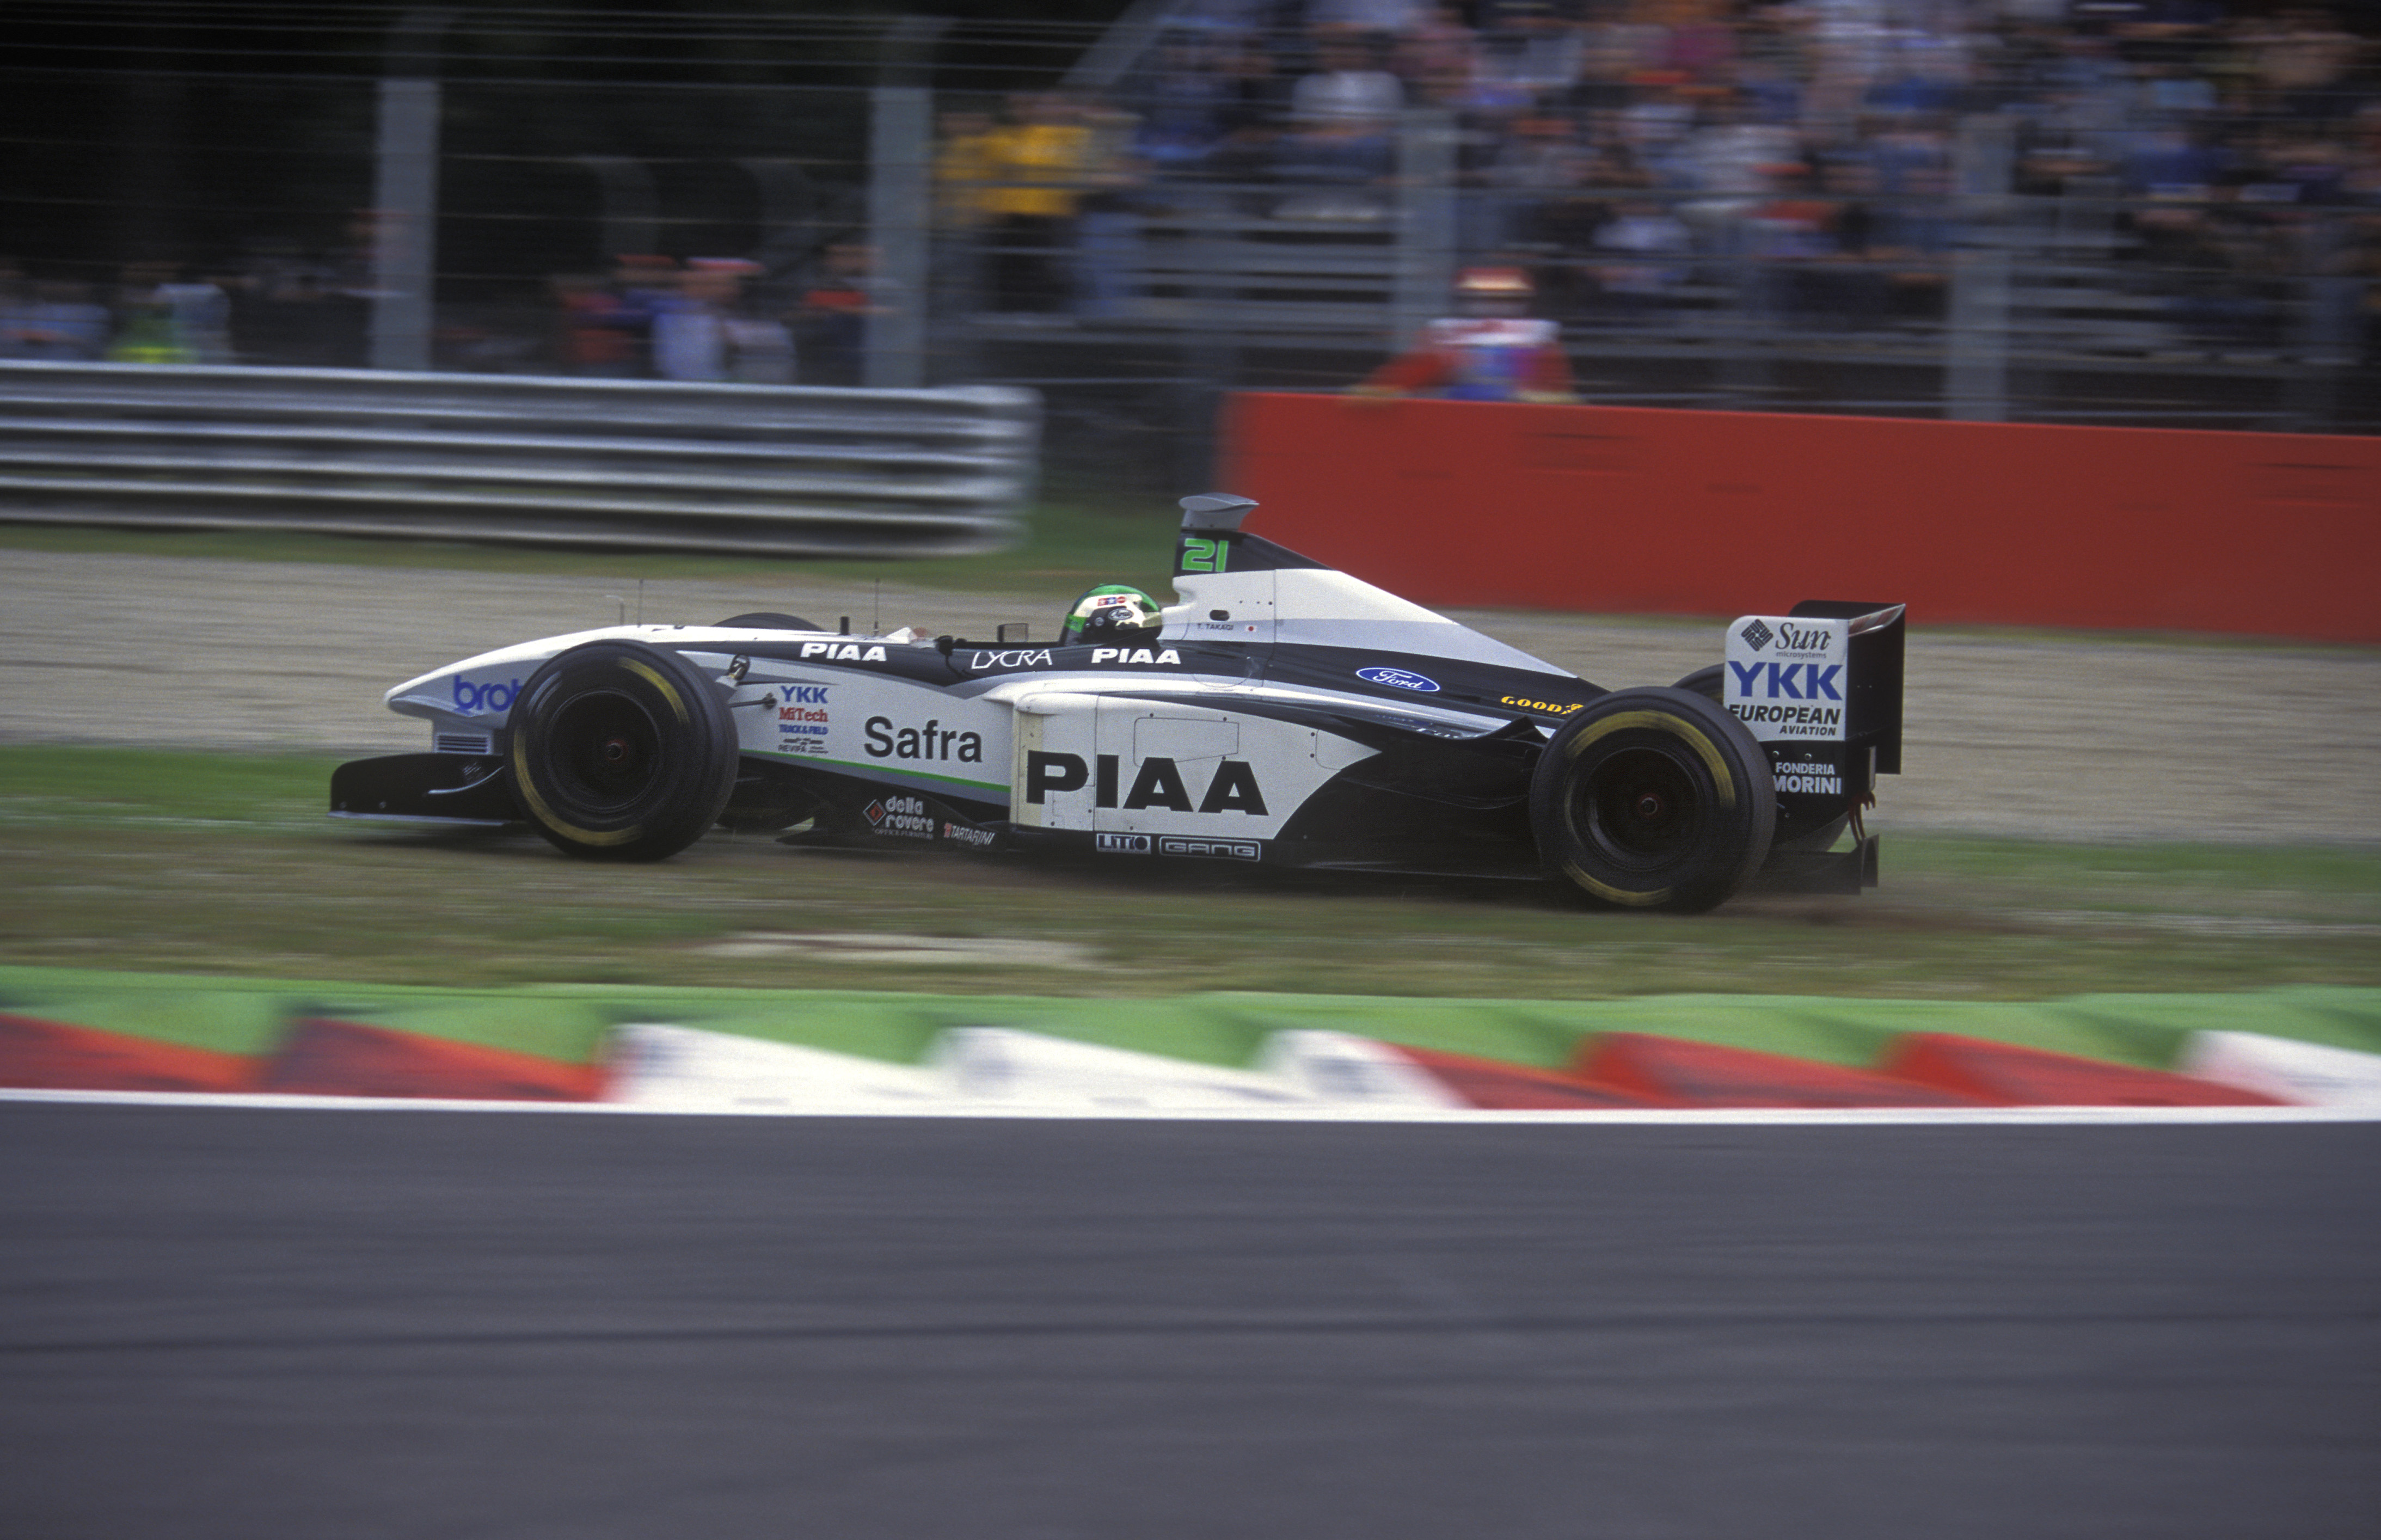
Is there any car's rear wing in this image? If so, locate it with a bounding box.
[1722,600,1905,777]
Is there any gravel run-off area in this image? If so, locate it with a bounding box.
[4,549,2376,845]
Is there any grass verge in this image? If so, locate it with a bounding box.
[3,746,2377,1005]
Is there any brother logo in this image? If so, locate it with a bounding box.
[450,675,521,714]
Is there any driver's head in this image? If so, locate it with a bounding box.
[1061,585,1164,647]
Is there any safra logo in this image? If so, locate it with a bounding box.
[864,716,984,763]
[801,641,889,662]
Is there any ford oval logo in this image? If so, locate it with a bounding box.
[1357,666,1440,694]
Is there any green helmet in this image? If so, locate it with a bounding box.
[1060,585,1164,647]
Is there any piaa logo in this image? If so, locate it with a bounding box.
[450,675,521,714]
[1356,666,1439,694]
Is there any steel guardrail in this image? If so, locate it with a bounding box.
[0,362,1041,557]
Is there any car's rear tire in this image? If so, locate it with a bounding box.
[1674,662,1847,851]
[506,641,739,861]
[1672,663,1723,702]
[1530,686,1775,913]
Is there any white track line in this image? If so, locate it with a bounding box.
[2,1087,2373,1125]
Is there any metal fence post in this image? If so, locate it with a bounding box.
[369,9,451,373]
[1947,113,2016,422]
[866,21,940,391]
[1393,109,1458,351]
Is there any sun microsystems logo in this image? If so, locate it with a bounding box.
[1738,618,1775,652]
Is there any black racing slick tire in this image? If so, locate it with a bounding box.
[1673,662,1845,851]
[506,641,739,862]
[1530,686,1775,913]
[1672,663,1724,703]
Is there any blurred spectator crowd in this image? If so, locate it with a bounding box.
[0,236,897,386]
[932,0,2380,354]
[4,0,2374,375]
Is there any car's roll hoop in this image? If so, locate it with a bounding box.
[1179,493,1259,531]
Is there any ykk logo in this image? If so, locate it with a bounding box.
[1729,661,1843,701]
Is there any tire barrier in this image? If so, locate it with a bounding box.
[0,361,1040,558]
[1220,391,2381,643]
[4,969,2368,1116]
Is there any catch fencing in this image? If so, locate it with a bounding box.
[0,361,1040,557]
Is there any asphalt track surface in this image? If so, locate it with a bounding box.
[4,1103,2376,1539]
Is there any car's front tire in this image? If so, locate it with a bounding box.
[1530,686,1775,913]
[506,640,739,861]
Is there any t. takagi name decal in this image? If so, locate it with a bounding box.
[1024,751,1267,815]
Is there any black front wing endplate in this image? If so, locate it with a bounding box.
[329,753,521,826]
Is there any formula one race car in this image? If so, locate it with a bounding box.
[332,494,1904,912]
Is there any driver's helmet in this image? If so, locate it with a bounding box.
[1060,584,1165,647]
[1455,265,1532,315]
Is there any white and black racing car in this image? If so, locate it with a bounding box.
[332,494,1904,912]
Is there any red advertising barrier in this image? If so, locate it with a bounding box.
[1219,392,2381,642]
